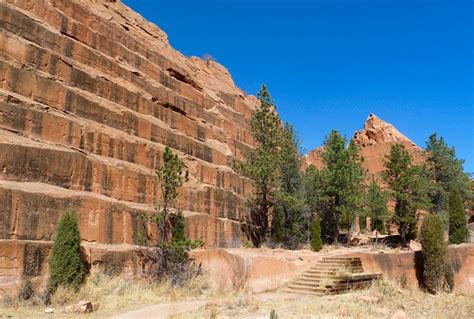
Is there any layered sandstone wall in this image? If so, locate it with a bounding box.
[0,0,259,248]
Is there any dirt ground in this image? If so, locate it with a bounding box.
[173,282,474,319]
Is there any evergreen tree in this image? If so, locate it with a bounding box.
[171,211,186,244]
[236,84,283,246]
[156,147,189,244]
[448,189,469,244]
[310,216,323,251]
[303,165,333,242]
[49,211,85,291]
[426,134,470,215]
[321,131,365,242]
[271,123,308,249]
[420,214,452,293]
[279,123,303,194]
[303,166,330,215]
[383,144,431,245]
[366,180,389,238]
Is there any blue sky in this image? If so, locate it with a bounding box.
[123,0,473,173]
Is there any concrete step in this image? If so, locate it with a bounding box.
[298,273,378,282]
[322,257,359,261]
[284,256,382,296]
[305,268,364,275]
[310,265,364,271]
[290,277,377,288]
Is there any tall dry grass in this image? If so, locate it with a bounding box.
[1,273,218,317]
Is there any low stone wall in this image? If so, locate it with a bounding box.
[0,240,144,297]
[353,243,474,291]
[2,241,473,297]
[191,248,318,293]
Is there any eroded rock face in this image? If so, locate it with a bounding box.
[304,114,425,179]
[353,114,424,179]
[0,0,258,247]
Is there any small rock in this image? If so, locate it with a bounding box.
[65,300,93,314]
[357,295,380,303]
[375,307,390,315]
[409,240,421,251]
[391,309,410,319]
[44,308,55,313]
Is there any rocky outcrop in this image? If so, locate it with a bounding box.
[0,0,259,248]
[304,114,425,180]
[353,114,424,179]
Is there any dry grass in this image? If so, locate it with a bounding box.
[174,280,474,319]
[2,276,473,318]
[0,273,218,317]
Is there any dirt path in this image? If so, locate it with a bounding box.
[110,292,292,319]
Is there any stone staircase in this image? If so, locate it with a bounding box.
[284,256,381,295]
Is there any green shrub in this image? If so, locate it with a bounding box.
[448,189,469,244]
[310,217,322,251]
[48,211,85,292]
[420,215,449,293]
[18,278,34,300]
[171,212,186,244]
[444,262,454,292]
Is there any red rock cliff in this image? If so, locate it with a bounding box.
[0,0,259,247]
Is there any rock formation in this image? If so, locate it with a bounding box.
[304,113,425,180]
[0,0,259,250]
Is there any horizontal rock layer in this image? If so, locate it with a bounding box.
[0,0,258,247]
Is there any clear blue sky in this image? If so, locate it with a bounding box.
[123,0,473,173]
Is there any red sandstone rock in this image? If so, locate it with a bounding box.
[0,0,258,248]
[304,114,425,180]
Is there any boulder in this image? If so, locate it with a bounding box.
[64,301,93,314]
[408,240,421,251]
[391,310,410,319]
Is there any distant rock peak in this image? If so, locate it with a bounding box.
[304,113,424,176]
[354,113,419,149]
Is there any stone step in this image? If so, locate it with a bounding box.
[293,274,381,286]
[321,257,360,262]
[317,262,362,268]
[310,265,364,271]
[292,276,378,285]
[289,277,377,290]
[305,268,364,275]
[285,257,381,296]
[299,273,366,281]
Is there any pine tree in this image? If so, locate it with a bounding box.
[235,84,283,246]
[366,180,389,238]
[420,214,451,293]
[156,147,189,244]
[383,144,431,245]
[303,165,333,242]
[321,131,365,242]
[271,123,308,249]
[49,211,85,291]
[310,216,323,251]
[448,189,469,244]
[279,123,303,195]
[171,211,186,244]
[426,134,470,215]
